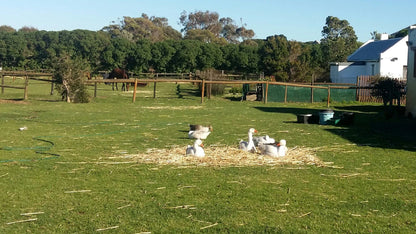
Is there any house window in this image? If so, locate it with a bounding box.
[371,64,375,76]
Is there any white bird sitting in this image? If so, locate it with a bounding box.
[259,139,288,157]
[188,129,211,139]
[189,124,213,132]
[253,135,275,146]
[277,139,288,156]
[186,139,205,157]
[239,128,258,153]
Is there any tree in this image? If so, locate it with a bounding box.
[170,40,202,72]
[371,77,406,118]
[180,10,221,36]
[180,11,254,43]
[102,14,181,42]
[259,35,290,80]
[53,55,90,103]
[321,16,358,64]
[150,41,176,72]
[0,25,16,33]
[371,77,406,107]
[18,26,38,33]
[127,39,152,73]
[196,42,223,70]
[370,31,382,40]
[184,29,227,44]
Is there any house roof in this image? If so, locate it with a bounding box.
[347,37,403,62]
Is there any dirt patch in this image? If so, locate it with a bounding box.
[115,146,325,167]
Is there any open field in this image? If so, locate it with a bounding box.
[1,79,416,233]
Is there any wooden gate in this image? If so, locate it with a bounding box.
[357,75,406,105]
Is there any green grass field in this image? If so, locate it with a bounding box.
[1,78,416,233]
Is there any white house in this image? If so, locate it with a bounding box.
[330,34,408,84]
[406,26,416,118]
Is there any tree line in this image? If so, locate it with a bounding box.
[0,12,360,82]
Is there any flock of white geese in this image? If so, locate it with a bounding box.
[186,125,287,158]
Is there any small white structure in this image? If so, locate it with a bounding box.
[330,34,408,84]
[406,26,416,118]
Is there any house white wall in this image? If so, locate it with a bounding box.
[330,62,366,84]
[330,36,408,84]
[406,26,416,118]
[380,37,408,79]
[365,62,380,76]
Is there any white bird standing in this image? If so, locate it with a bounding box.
[259,139,288,157]
[186,139,205,157]
[239,128,258,152]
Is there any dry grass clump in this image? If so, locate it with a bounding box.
[119,145,325,167]
[142,106,203,110]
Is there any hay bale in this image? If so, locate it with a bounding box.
[116,145,325,167]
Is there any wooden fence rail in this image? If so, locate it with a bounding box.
[0,72,31,99]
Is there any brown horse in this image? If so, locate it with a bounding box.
[107,68,129,91]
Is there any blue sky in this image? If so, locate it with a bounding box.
[1,0,415,42]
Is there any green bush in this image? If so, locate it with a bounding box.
[53,55,91,103]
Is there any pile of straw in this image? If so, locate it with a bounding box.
[121,145,325,167]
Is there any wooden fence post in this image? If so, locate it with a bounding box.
[1,71,4,94]
[153,73,158,99]
[327,86,331,108]
[356,76,360,101]
[94,79,97,98]
[264,81,269,104]
[201,79,205,103]
[132,78,138,103]
[310,79,314,103]
[50,78,54,95]
[24,74,29,100]
[284,85,288,103]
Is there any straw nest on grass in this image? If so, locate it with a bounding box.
[121,145,326,167]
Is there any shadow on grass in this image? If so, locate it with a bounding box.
[254,105,416,152]
[224,96,243,101]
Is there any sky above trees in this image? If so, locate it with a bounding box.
[1,0,415,42]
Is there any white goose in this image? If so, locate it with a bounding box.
[188,129,211,139]
[186,139,205,157]
[253,135,275,146]
[189,124,213,132]
[259,139,287,157]
[239,128,258,153]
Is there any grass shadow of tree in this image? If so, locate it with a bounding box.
[255,105,416,152]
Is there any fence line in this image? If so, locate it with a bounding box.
[85,78,360,107]
[3,70,392,106]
